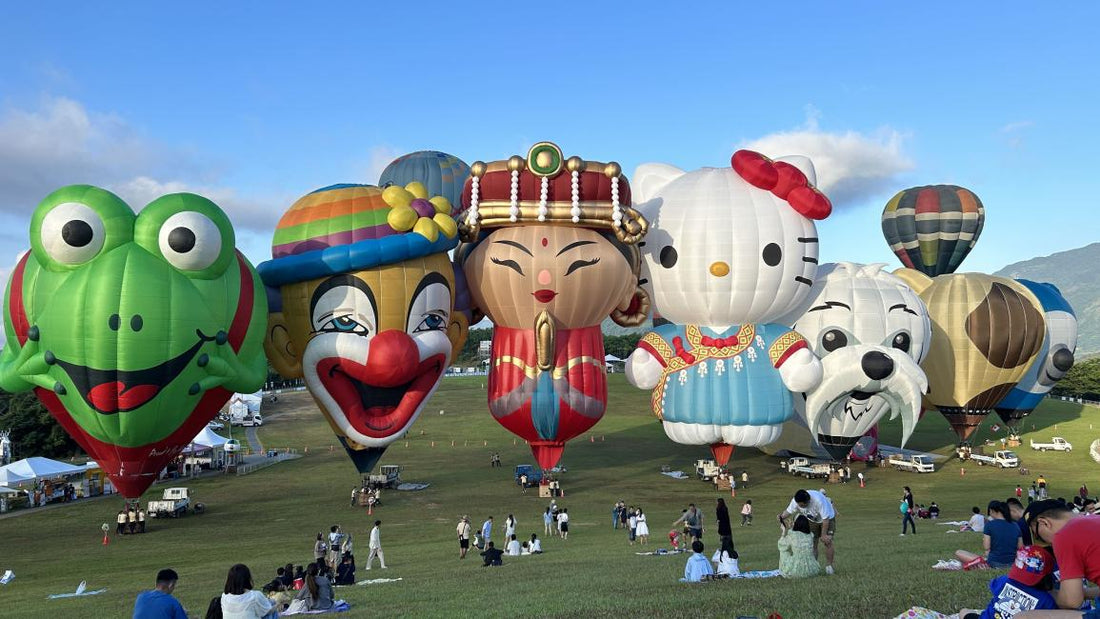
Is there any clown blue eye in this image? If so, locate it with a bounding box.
[414,313,447,332]
[320,315,369,335]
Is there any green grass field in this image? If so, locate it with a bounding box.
[1,375,1098,618]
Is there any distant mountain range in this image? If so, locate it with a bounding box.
[995,242,1100,356]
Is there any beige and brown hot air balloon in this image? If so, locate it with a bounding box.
[892,270,1045,442]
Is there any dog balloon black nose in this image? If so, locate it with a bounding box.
[861,351,894,380]
[1052,348,1074,372]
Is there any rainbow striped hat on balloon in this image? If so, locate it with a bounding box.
[258,182,461,287]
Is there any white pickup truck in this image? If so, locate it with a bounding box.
[785,457,833,478]
[695,459,723,481]
[148,487,191,518]
[1030,437,1072,452]
[887,454,935,473]
[957,447,1019,468]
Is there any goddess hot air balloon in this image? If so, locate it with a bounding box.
[626,151,828,465]
[882,185,985,277]
[994,280,1077,428]
[893,270,1046,442]
[379,151,470,209]
[0,185,267,497]
[258,183,468,475]
[457,142,649,470]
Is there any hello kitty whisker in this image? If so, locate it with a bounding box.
[795,276,813,286]
[797,237,819,243]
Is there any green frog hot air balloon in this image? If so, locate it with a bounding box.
[0,185,267,497]
[881,185,985,277]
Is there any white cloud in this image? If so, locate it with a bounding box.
[0,96,285,241]
[999,121,1034,134]
[740,110,913,207]
[362,145,404,185]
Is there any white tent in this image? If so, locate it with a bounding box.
[0,468,33,486]
[0,457,84,482]
[184,426,231,451]
[604,354,623,362]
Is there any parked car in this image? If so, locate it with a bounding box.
[1030,437,1072,452]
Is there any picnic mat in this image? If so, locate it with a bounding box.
[893,606,958,619]
[661,471,689,479]
[281,600,350,615]
[397,483,430,491]
[356,577,403,585]
[635,549,687,556]
[48,582,106,599]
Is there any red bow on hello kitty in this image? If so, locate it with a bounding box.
[699,335,739,348]
[731,150,832,220]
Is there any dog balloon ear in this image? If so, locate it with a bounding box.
[892,268,934,295]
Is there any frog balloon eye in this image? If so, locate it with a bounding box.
[40,202,107,265]
[158,211,223,271]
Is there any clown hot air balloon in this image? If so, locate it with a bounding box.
[994,280,1077,428]
[379,151,470,209]
[893,270,1046,442]
[457,142,649,470]
[0,185,268,497]
[882,185,985,277]
[626,150,828,466]
[258,183,468,475]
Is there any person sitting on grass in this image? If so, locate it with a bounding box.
[712,537,740,577]
[219,563,276,618]
[334,553,356,586]
[778,516,821,579]
[955,501,1022,570]
[929,502,940,519]
[480,541,504,567]
[958,545,1058,619]
[529,533,542,554]
[264,581,292,615]
[668,529,681,551]
[680,540,714,583]
[1017,498,1100,615]
[292,566,304,591]
[505,534,521,556]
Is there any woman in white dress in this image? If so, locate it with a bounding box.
[505,514,516,540]
[634,507,650,544]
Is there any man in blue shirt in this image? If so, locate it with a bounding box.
[681,540,715,582]
[132,568,186,619]
[481,516,493,550]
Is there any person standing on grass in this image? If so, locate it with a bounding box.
[457,516,472,559]
[635,507,650,545]
[543,508,553,536]
[716,498,732,550]
[1028,484,1037,504]
[481,516,493,549]
[558,508,570,540]
[1020,499,1100,614]
[366,520,386,570]
[901,486,917,535]
[313,533,326,563]
[673,504,704,545]
[741,470,749,489]
[741,500,753,526]
[504,514,516,542]
[628,507,638,545]
[778,489,837,575]
[133,568,186,619]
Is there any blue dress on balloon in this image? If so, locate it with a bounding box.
[637,323,806,427]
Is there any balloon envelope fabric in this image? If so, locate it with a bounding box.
[0,185,267,497]
[882,185,985,277]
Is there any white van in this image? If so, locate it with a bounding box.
[242,414,263,427]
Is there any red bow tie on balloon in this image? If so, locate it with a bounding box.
[699,334,740,348]
[730,150,832,220]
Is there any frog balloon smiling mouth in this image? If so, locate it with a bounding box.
[0,185,268,498]
[53,330,223,414]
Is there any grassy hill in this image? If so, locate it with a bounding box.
[1,376,1098,618]
[996,242,1100,356]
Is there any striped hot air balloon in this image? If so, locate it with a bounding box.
[378,151,470,209]
[882,185,985,277]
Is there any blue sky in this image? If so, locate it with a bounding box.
[1,2,1097,276]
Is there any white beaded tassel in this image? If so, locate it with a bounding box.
[466,175,481,227]
[537,176,549,222]
[570,170,581,223]
[509,169,520,222]
[611,175,622,229]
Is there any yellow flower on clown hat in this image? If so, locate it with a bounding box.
[383,182,458,242]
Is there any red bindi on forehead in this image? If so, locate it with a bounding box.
[541,237,548,247]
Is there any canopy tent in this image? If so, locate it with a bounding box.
[0,485,21,495]
[604,354,623,362]
[0,457,84,482]
[0,468,33,486]
[188,427,231,450]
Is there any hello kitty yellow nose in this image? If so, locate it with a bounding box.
[710,261,730,277]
